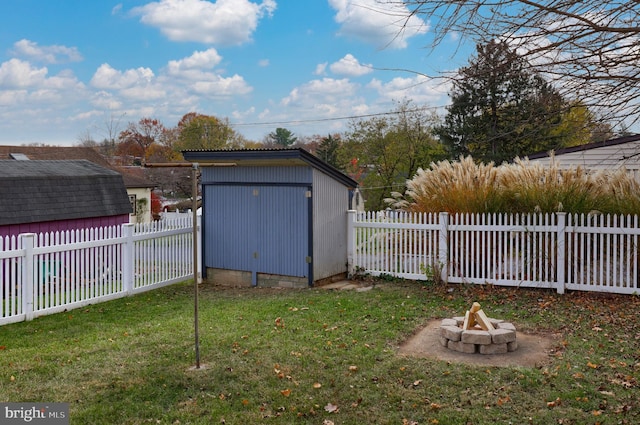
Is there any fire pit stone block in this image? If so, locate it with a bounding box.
[479,342,508,355]
[440,325,463,342]
[441,318,458,327]
[439,315,518,355]
[490,328,517,344]
[461,329,493,345]
[448,340,477,354]
[497,322,516,331]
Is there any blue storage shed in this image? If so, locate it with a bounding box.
[182,148,359,288]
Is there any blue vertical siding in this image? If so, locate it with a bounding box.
[202,163,351,285]
[202,166,312,185]
[203,180,310,279]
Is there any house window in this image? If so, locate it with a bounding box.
[129,195,137,214]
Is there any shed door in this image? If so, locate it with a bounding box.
[204,185,310,283]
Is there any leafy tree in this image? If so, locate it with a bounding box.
[118,118,166,164]
[316,134,341,167]
[437,41,597,163]
[384,0,638,128]
[341,99,445,211]
[267,127,297,147]
[174,113,245,152]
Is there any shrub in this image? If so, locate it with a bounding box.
[391,155,640,215]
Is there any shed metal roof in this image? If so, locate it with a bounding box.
[0,160,132,226]
[181,148,358,188]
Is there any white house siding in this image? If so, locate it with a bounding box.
[528,138,640,181]
[127,187,152,223]
[312,168,350,281]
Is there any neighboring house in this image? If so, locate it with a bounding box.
[527,134,640,180]
[182,148,359,288]
[0,146,156,223]
[0,160,132,239]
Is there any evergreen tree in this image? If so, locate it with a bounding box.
[437,41,592,163]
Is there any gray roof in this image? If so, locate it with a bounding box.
[0,160,132,226]
[181,148,359,188]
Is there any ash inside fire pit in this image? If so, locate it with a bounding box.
[440,302,518,355]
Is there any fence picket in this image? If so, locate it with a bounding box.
[0,217,198,326]
[349,210,640,295]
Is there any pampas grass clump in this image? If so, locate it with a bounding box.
[392,155,640,215]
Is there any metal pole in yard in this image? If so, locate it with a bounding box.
[192,163,200,369]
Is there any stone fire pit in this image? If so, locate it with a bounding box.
[439,302,518,355]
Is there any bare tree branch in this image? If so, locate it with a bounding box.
[382,0,640,128]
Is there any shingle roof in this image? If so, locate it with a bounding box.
[0,145,155,189]
[0,160,132,226]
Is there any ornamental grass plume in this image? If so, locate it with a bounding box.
[396,154,640,215]
[403,156,505,213]
[498,156,601,213]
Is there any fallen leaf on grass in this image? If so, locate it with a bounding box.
[313,382,322,389]
[280,389,291,397]
[497,396,511,406]
[324,403,339,413]
[587,361,600,369]
[348,365,358,372]
[323,420,335,425]
[547,397,561,408]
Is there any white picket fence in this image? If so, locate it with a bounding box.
[347,210,640,294]
[0,217,198,325]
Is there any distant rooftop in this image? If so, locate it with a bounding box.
[0,159,132,226]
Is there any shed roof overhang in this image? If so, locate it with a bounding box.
[182,148,358,189]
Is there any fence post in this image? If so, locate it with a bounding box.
[196,214,202,283]
[20,233,35,321]
[438,212,449,283]
[556,212,566,294]
[122,223,135,295]
[347,210,356,277]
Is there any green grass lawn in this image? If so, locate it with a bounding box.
[0,280,638,424]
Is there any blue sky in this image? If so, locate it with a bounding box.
[0,0,470,146]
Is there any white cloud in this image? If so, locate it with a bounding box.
[0,59,48,88]
[281,78,357,107]
[328,0,428,49]
[90,63,155,90]
[314,62,328,75]
[164,49,253,96]
[191,74,252,96]
[232,106,256,120]
[90,91,123,110]
[368,75,450,104]
[166,48,223,74]
[12,39,83,64]
[132,0,276,46]
[329,54,372,77]
[258,59,269,67]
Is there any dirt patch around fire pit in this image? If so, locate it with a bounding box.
[398,320,560,367]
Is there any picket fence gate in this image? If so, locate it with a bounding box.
[0,217,199,326]
[347,210,640,295]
